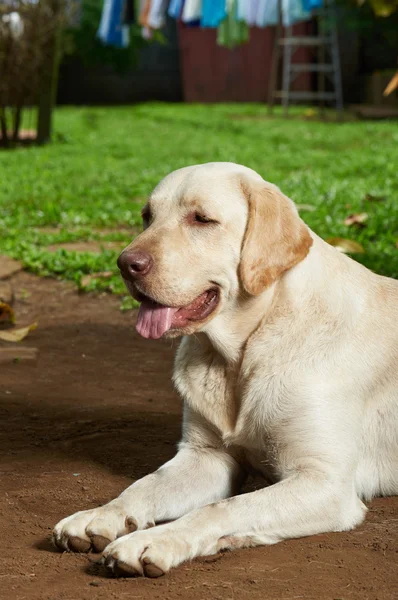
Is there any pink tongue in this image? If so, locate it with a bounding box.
[136,299,179,339]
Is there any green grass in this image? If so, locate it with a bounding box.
[0,104,397,307]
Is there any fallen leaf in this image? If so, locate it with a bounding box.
[0,322,37,342]
[364,193,385,202]
[296,204,316,212]
[0,302,15,324]
[326,238,365,254]
[344,212,368,227]
[81,271,114,287]
[383,71,398,96]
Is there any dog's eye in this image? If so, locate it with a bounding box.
[194,212,216,225]
[141,207,152,230]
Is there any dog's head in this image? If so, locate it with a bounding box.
[118,163,313,339]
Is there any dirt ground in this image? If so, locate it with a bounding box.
[1,272,397,600]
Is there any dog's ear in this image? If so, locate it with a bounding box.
[239,178,313,296]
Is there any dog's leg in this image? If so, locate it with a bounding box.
[103,470,367,577]
[53,412,242,553]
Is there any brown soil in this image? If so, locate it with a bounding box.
[1,272,397,600]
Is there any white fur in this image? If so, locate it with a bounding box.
[53,163,398,577]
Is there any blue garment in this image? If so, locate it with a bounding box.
[302,0,323,10]
[201,0,226,28]
[282,0,311,26]
[168,0,183,18]
[245,0,260,26]
[236,0,247,21]
[167,0,316,30]
[97,0,129,48]
[256,0,278,26]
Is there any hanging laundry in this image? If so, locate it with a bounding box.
[138,0,151,26]
[164,0,319,47]
[201,0,227,28]
[217,0,248,49]
[302,0,323,10]
[245,0,261,26]
[255,0,279,27]
[282,0,312,26]
[148,0,168,28]
[182,0,202,23]
[168,0,183,19]
[138,0,153,39]
[236,0,248,22]
[97,0,130,48]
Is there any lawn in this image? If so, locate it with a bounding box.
[0,103,397,307]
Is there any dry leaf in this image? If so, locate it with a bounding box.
[344,212,368,227]
[0,322,37,342]
[0,302,15,324]
[81,271,114,287]
[296,204,316,212]
[364,193,385,202]
[384,71,398,96]
[326,238,365,254]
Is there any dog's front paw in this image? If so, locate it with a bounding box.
[103,526,192,578]
[53,502,154,554]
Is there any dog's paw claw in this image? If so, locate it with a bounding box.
[143,557,164,578]
[67,536,91,553]
[108,558,141,577]
[90,534,111,553]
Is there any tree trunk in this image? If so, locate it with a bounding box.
[37,23,61,144]
[0,107,9,147]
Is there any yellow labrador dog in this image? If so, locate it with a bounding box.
[53,162,398,578]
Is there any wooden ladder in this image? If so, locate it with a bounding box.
[268,0,343,117]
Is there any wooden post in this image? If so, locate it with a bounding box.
[37,21,62,144]
[0,107,9,146]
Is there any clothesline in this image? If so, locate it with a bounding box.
[97,0,323,49]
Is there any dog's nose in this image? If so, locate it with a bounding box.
[117,250,153,278]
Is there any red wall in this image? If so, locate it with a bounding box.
[178,22,312,103]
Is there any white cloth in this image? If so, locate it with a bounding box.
[148,0,169,29]
[182,0,202,22]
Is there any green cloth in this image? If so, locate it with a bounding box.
[216,0,249,49]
